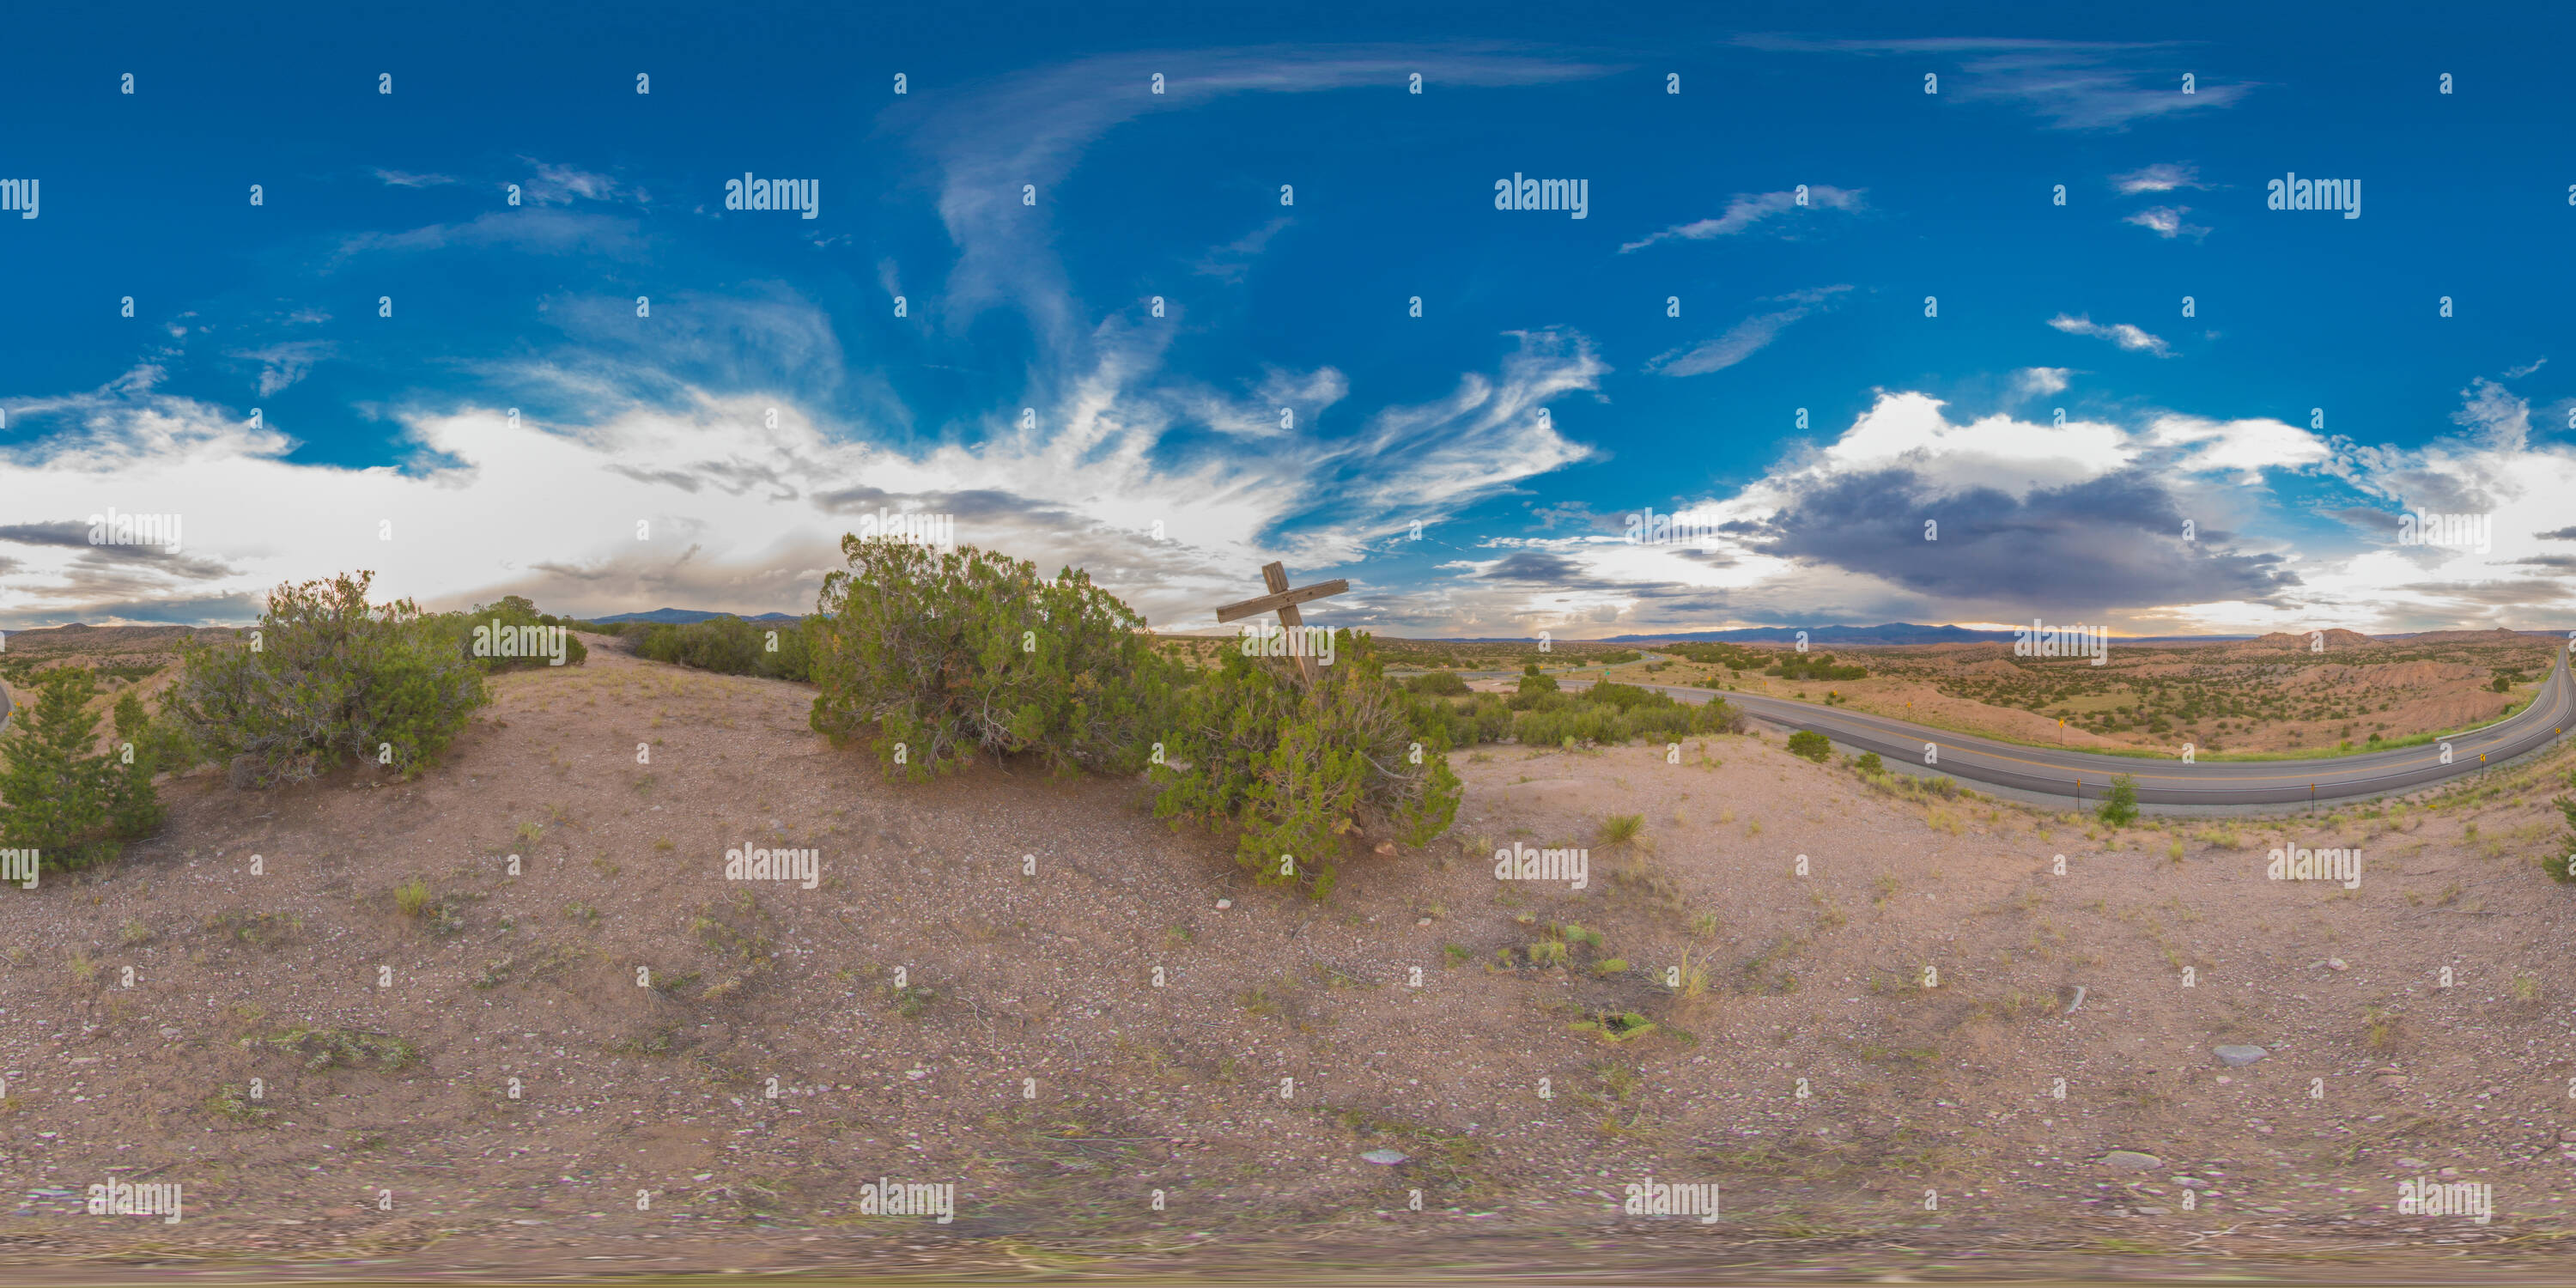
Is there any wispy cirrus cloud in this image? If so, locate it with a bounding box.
[374,168,458,187]
[1736,35,2251,130]
[2049,313,2172,356]
[1647,286,1850,377]
[1619,185,1862,252]
[2113,162,2205,194]
[2123,205,2209,240]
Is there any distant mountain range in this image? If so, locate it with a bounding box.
[587,608,802,625]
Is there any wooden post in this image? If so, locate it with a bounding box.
[1213,562,1350,688]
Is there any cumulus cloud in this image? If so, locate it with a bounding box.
[2011,367,2072,399]
[2049,313,2172,356]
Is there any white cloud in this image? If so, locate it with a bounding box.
[1645,287,1850,377]
[2123,205,2209,240]
[234,341,335,397]
[374,168,457,188]
[2048,313,2172,356]
[0,324,1603,630]
[1619,186,1863,252]
[2112,163,2203,194]
[2011,367,2071,399]
[1737,37,2255,130]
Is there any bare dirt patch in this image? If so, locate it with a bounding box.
[6,639,2576,1279]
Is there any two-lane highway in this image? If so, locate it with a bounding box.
[1559,646,2575,808]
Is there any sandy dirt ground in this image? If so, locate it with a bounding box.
[5,638,2576,1281]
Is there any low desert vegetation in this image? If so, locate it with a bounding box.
[630,614,811,681]
[0,665,167,871]
[172,571,489,788]
[806,537,1172,781]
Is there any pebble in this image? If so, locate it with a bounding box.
[2214,1045,2267,1067]
[2328,958,2348,971]
[2397,1157,2428,1169]
[1216,899,1233,910]
[1361,1149,1409,1166]
[2101,1151,2163,1170]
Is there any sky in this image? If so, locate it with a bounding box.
[4,0,2574,640]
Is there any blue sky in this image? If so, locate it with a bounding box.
[5,1,2574,637]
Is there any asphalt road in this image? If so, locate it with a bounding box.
[1553,646,2576,808]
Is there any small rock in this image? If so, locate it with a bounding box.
[2135,1206,2171,1215]
[2214,1045,2268,1067]
[2439,1167,2460,1179]
[1361,1149,1409,1166]
[1374,841,1397,856]
[1415,917,1432,927]
[2559,1129,2576,1144]
[2328,958,2348,971]
[2101,1151,2163,1170]
[2176,1177,2208,1189]
[2374,1074,2409,1086]
[1216,899,1233,910]
[2397,1157,2429,1170]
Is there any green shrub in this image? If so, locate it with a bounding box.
[1403,671,1470,696]
[173,572,488,788]
[1785,730,1832,762]
[632,616,810,681]
[1510,680,1741,746]
[1854,750,1883,774]
[2097,773,2141,827]
[462,595,588,671]
[1153,631,1461,896]
[0,667,163,870]
[2546,779,2576,884]
[806,538,1174,781]
[1410,692,1514,747]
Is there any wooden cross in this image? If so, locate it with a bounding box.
[1214,562,1349,685]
